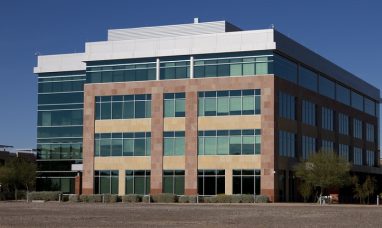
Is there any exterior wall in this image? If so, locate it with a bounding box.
[83,75,276,198]
[275,77,381,201]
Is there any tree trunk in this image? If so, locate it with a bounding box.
[14,187,18,201]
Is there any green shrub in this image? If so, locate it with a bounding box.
[151,193,178,203]
[122,194,142,203]
[240,194,255,203]
[0,192,7,201]
[178,195,197,203]
[204,196,218,203]
[255,195,269,203]
[142,195,151,203]
[103,194,118,203]
[69,194,79,202]
[79,194,103,203]
[0,192,16,201]
[216,195,231,203]
[28,191,62,201]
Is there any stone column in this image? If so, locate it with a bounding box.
[82,85,95,195]
[260,77,276,202]
[184,90,198,195]
[150,89,164,194]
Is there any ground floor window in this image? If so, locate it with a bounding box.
[36,177,74,193]
[232,169,261,195]
[125,170,150,195]
[163,170,184,195]
[198,170,225,195]
[94,170,119,194]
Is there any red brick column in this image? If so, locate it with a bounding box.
[150,89,164,194]
[185,90,198,195]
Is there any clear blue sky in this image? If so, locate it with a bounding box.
[0,0,381,149]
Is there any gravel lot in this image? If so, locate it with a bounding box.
[0,202,381,227]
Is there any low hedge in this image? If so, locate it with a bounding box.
[178,195,197,203]
[202,195,268,203]
[0,191,28,201]
[27,191,62,202]
[103,194,118,203]
[122,194,142,203]
[69,194,80,202]
[79,194,103,203]
[142,195,151,203]
[254,195,269,203]
[151,193,178,203]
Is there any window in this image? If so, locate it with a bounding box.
[338,113,349,135]
[232,169,261,195]
[87,61,156,83]
[353,118,362,139]
[94,170,119,194]
[353,147,363,165]
[366,123,374,142]
[339,144,349,161]
[164,93,185,117]
[163,170,184,195]
[198,170,225,195]
[299,66,318,92]
[94,132,151,157]
[198,89,261,116]
[194,53,271,78]
[321,140,334,152]
[160,59,190,79]
[38,80,84,93]
[37,126,83,139]
[302,100,316,126]
[95,94,151,120]
[351,91,364,112]
[38,92,84,105]
[278,91,295,120]
[163,132,185,156]
[37,143,82,160]
[366,150,375,167]
[198,129,261,155]
[364,98,376,116]
[321,107,334,131]
[125,170,150,195]
[273,54,297,83]
[278,130,295,158]
[318,76,335,99]
[336,84,350,105]
[302,136,316,160]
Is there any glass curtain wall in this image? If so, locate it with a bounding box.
[37,71,85,193]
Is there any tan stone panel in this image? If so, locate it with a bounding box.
[118,171,125,196]
[95,119,151,133]
[163,156,185,169]
[198,155,262,169]
[225,169,233,195]
[94,157,151,170]
[198,116,261,130]
[163,118,185,131]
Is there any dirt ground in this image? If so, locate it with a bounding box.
[0,202,381,227]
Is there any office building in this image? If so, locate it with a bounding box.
[34,20,380,201]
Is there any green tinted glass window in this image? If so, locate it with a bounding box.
[164,100,175,117]
[164,138,174,156]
